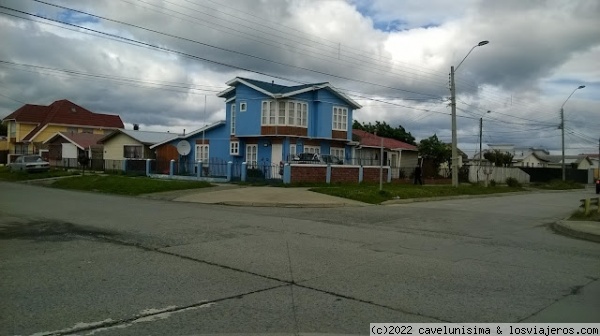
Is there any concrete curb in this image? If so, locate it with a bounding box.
[381,190,532,205]
[177,200,368,208]
[552,220,600,243]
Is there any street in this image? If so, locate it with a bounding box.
[1,182,599,335]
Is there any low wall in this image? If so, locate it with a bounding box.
[469,166,530,184]
[289,164,390,184]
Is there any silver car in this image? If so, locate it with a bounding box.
[9,155,50,173]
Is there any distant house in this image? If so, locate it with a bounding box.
[351,129,418,178]
[150,121,227,175]
[98,129,176,161]
[1,99,123,160]
[44,132,105,166]
[537,154,594,170]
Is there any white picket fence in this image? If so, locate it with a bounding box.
[469,166,530,184]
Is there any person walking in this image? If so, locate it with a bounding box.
[414,165,423,185]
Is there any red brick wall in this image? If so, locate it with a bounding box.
[290,165,389,184]
[363,167,389,182]
[290,165,327,183]
[330,166,359,183]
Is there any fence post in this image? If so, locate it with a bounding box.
[227,161,233,182]
[358,165,364,183]
[583,198,590,216]
[326,164,331,184]
[283,163,291,184]
[122,159,127,173]
[169,159,175,177]
[196,161,201,179]
[241,162,247,182]
[387,166,392,183]
[146,159,151,177]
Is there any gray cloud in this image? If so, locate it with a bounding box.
[0,0,598,154]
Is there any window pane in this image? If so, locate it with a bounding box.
[262,102,267,125]
[278,101,286,125]
[288,102,295,125]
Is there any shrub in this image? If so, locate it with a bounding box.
[489,179,496,187]
[506,177,521,188]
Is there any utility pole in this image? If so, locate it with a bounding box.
[479,117,483,168]
[449,40,489,187]
[450,66,458,187]
[379,135,384,191]
[560,85,585,181]
[560,107,565,181]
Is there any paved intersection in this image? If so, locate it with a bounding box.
[1,182,598,335]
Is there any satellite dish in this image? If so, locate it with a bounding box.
[176,140,191,156]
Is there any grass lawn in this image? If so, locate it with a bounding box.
[310,183,525,204]
[0,166,79,181]
[50,175,212,196]
[530,179,585,190]
[569,210,600,222]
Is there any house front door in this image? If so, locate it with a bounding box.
[271,143,282,165]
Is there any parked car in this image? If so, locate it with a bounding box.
[294,153,343,165]
[8,155,50,173]
[596,179,599,194]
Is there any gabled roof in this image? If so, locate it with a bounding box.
[352,129,417,151]
[149,120,226,149]
[217,77,362,109]
[2,99,124,141]
[43,132,105,150]
[536,154,593,165]
[98,129,176,146]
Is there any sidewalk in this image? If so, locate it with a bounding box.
[171,186,369,207]
[553,220,600,243]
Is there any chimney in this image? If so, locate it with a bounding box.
[133,124,139,131]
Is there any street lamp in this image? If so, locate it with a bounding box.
[450,40,489,187]
[560,85,585,181]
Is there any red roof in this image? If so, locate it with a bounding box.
[3,99,124,141]
[352,129,417,151]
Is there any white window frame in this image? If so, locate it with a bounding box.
[289,144,297,161]
[239,101,247,112]
[196,144,209,166]
[230,104,236,135]
[246,144,257,168]
[332,106,348,131]
[261,100,307,127]
[304,145,320,154]
[230,141,239,155]
[330,147,345,160]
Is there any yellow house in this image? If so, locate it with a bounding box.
[99,129,176,161]
[1,99,123,161]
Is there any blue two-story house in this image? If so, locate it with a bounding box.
[217,77,361,167]
[152,77,361,176]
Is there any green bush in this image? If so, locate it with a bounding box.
[489,179,497,187]
[505,177,521,188]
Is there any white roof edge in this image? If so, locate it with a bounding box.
[149,120,226,149]
[42,132,84,150]
[217,86,235,97]
[225,96,236,103]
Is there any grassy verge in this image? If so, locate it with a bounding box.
[569,210,600,222]
[310,183,524,204]
[50,175,212,196]
[0,166,79,181]
[531,179,585,190]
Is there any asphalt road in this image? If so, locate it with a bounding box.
[1,182,599,335]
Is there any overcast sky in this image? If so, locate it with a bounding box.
[1,0,598,156]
